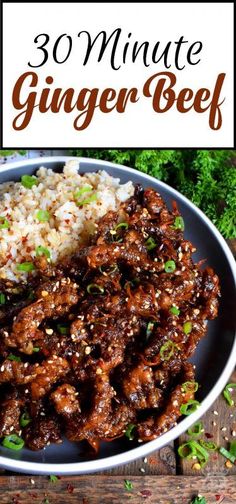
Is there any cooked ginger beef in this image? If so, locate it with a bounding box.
[0,186,220,451]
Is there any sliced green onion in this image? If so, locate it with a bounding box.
[230,441,236,458]
[146,321,155,339]
[124,480,133,491]
[223,382,236,407]
[111,222,129,242]
[2,434,25,451]
[36,245,51,259]
[125,423,136,441]
[20,411,32,427]
[145,237,157,251]
[199,440,217,451]
[21,175,39,189]
[164,260,176,273]
[170,305,180,316]
[0,292,6,304]
[8,354,21,362]
[187,421,203,437]
[183,321,192,335]
[49,475,58,483]
[76,193,98,206]
[32,347,40,353]
[99,264,118,275]
[87,283,104,295]
[0,216,10,229]
[57,324,69,335]
[17,262,35,272]
[178,441,197,459]
[178,440,209,467]
[74,185,92,198]
[36,210,50,222]
[160,340,178,361]
[180,400,200,416]
[182,381,199,393]
[219,446,236,464]
[173,216,185,231]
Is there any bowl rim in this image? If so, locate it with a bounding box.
[0,155,236,475]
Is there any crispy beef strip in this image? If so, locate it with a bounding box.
[0,185,220,451]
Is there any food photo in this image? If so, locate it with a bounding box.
[0,151,235,503]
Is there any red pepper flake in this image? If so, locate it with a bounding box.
[140,489,152,498]
[147,455,156,465]
[65,219,70,224]
[215,495,224,503]
[205,432,213,439]
[67,483,74,494]
[22,236,28,243]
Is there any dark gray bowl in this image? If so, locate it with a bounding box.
[0,156,235,474]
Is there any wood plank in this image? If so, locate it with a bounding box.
[104,444,176,475]
[177,371,236,476]
[0,475,235,503]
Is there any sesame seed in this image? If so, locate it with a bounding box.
[0,365,5,372]
[96,368,103,375]
[143,457,147,463]
[140,467,145,473]
[41,290,48,297]
[232,430,236,437]
[85,346,91,355]
[45,328,53,335]
[221,427,227,432]
[30,479,35,485]
[213,410,219,416]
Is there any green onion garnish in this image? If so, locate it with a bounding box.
[57,324,69,335]
[145,237,157,251]
[230,441,236,458]
[8,354,21,362]
[180,400,200,416]
[164,260,176,273]
[36,245,51,259]
[0,292,6,304]
[125,423,136,441]
[21,175,39,189]
[74,185,92,198]
[170,305,180,316]
[182,381,199,393]
[17,262,35,272]
[178,440,209,467]
[0,216,10,229]
[173,216,185,231]
[223,382,236,406]
[2,434,25,451]
[49,475,58,483]
[76,193,98,206]
[187,421,203,437]
[36,210,50,222]
[199,440,217,451]
[146,321,155,339]
[160,340,178,361]
[99,264,118,275]
[219,446,236,464]
[111,222,129,242]
[33,347,40,353]
[183,321,192,335]
[124,480,133,491]
[87,284,105,295]
[20,411,32,427]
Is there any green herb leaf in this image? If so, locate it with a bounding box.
[170,305,180,316]
[36,245,51,259]
[21,175,39,189]
[49,475,58,483]
[190,497,207,504]
[32,347,40,353]
[124,479,133,491]
[173,216,185,231]
[183,321,192,335]
[229,441,236,458]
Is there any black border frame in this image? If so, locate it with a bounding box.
[0,0,235,149]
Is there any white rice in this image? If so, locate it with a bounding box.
[0,160,134,282]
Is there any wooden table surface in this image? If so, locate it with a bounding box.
[0,152,235,503]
